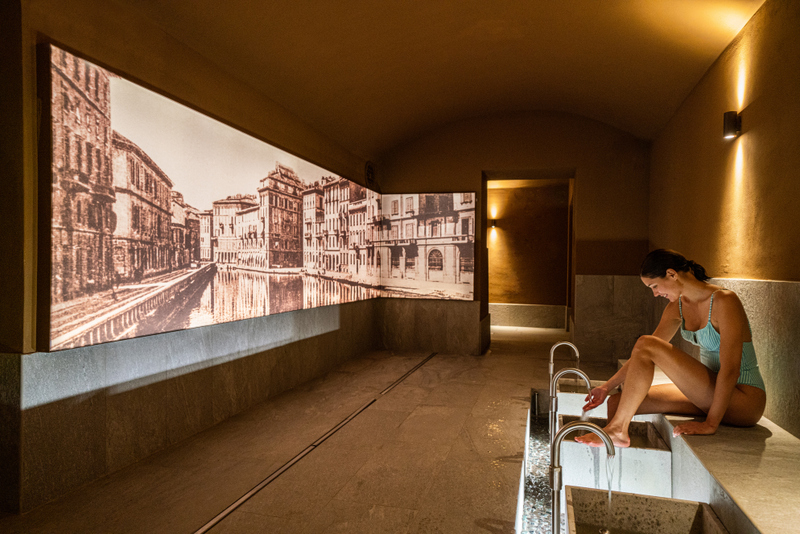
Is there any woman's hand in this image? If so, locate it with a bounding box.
[672,420,718,437]
[583,386,609,412]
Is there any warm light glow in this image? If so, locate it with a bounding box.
[720,11,750,34]
[734,138,744,187]
[490,227,498,241]
[490,206,498,219]
[737,56,747,110]
[728,137,747,271]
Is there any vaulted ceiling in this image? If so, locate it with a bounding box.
[127,0,765,160]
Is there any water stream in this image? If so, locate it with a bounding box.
[606,454,615,528]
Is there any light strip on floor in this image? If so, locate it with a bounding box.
[193,352,437,534]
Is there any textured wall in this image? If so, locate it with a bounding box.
[711,278,800,440]
[649,0,800,282]
[573,275,657,365]
[379,299,482,356]
[648,0,800,437]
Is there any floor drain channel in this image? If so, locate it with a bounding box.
[194,352,437,534]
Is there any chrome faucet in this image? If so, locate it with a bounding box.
[549,341,580,387]
[550,420,615,534]
[549,367,592,442]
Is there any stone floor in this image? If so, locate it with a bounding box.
[0,326,615,534]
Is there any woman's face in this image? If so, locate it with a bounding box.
[641,270,680,301]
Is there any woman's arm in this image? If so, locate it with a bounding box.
[583,301,681,411]
[674,291,744,436]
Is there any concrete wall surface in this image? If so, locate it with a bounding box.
[489,303,566,329]
[573,275,657,365]
[379,299,482,356]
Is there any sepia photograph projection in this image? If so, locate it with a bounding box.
[44,44,474,351]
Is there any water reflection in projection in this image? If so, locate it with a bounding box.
[182,269,380,329]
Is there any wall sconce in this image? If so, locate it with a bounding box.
[490,219,497,228]
[723,111,742,139]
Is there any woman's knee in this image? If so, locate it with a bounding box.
[631,335,663,360]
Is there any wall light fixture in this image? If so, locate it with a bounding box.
[723,111,742,139]
[490,219,497,228]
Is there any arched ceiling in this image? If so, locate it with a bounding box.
[126,0,765,160]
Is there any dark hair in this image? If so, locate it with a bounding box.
[639,249,710,282]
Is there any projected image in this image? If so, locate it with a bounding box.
[43,44,474,351]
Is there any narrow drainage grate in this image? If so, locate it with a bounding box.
[194,352,437,534]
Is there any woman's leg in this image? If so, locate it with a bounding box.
[576,335,716,447]
[577,335,765,447]
[606,384,705,420]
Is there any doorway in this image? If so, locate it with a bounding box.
[483,171,575,330]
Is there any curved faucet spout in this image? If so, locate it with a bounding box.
[549,367,592,442]
[549,367,591,399]
[550,421,615,534]
[549,341,580,385]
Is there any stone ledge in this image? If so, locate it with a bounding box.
[658,413,800,534]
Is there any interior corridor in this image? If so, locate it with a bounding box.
[0,328,616,533]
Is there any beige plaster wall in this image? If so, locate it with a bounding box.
[650,0,800,282]
[379,111,650,272]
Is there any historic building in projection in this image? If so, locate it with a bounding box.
[376,192,475,285]
[49,48,117,302]
[322,176,352,272]
[302,182,324,270]
[212,194,258,265]
[258,164,303,269]
[199,209,213,262]
[170,191,200,269]
[234,203,261,270]
[110,132,173,282]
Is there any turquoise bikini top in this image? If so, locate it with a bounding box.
[679,291,765,391]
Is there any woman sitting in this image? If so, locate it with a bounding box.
[576,249,766,448]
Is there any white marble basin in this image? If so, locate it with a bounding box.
[559,415,671,496]
[566,486,728,533]
[556,414,673,526]
[556,378,610,418]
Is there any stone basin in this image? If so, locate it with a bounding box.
[559,415,671,497]
[556,378,611,418]
[566,486,729,533]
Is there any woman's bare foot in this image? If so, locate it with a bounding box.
[573,426,630,448]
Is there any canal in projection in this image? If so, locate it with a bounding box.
[136,268,381,335]
[44,43,476,351]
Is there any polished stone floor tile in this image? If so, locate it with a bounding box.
[334,440,452,510]
[409,456,517,534]
[234,441,376,522]
[395,404,471,445]
[314,499,418,534]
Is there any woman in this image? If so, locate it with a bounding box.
[575,249,766,448]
